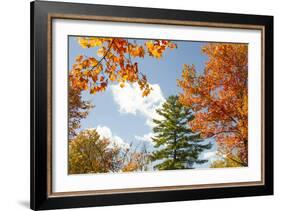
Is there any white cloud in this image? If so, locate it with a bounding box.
[201,151,217,160]
[134,132,154,143]
[202,151,216,159]
[95,125,129,149]
[110,82,165,128]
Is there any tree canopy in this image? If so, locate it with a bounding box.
[178,43,248,166]
[68,129,150,174]
[70,37,177,97]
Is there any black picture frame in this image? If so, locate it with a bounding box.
[30,1,273,210]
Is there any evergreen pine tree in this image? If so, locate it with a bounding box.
[151,95,211,170]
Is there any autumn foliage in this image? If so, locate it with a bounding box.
[70,37,177,97]
[178,43,248,165]
[69,129,123,174]
[68,129,150,174]
[210,156,243,168]
[68,87,93,138]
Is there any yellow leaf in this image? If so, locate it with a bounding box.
[109,74,116,81]
[97,47,106,57]
[75,55,83,62]
[89,38,103,47]
[78,38,89,48]
[168,42,177,49]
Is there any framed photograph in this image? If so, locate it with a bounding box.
[30,1,273,210]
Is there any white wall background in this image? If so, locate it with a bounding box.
[0,0,278,210]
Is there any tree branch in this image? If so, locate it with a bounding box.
[90,39,115,71]
[226,155,248,167]
[209,130,243,138]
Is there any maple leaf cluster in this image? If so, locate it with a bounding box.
[178,43,248,165]
[69,37,177,97]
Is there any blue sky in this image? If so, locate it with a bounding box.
[68,36,217,168]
